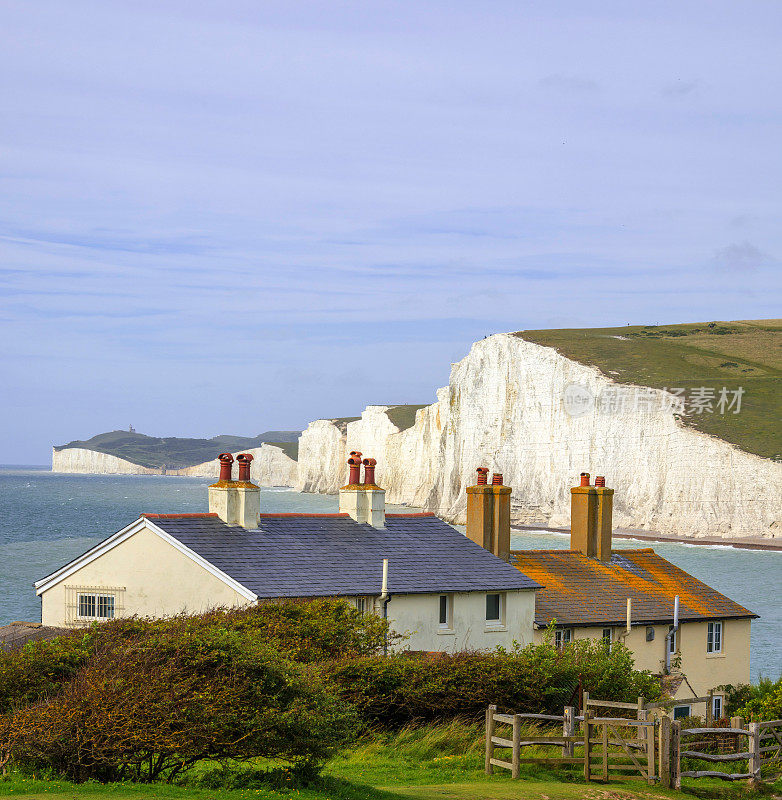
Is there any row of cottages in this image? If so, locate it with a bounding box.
[35,453,755,719]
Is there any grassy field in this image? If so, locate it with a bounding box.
[1,721,777,800]
[515,319,781,460]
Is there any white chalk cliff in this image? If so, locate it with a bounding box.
[52,333,781,539]
[297,334,781,539]
[175,444,298,487]
[52,448,161,475]
[52,443,298,488]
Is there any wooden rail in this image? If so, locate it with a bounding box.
[485,698,782,789]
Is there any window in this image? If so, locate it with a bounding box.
[438,594,453,630]
[77,593,114,620]
[485,593,503,626]
[713,695,723,720]
[602,628,612,643]
[554,628,573,649]
[707,621,723,654]
[66,586,124,626]
[355,597,368,616]
[646,626,655,642]
[668,625,677,653]
[673,705,690,720]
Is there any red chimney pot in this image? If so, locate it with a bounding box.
[580,472,591,487]
[476,467,489,485]
[491,473,504,486]
[237,453,254,482]
[595,475,605,487]
[218,453,234,482]
[362,457,377,485]
[347,456,362,485]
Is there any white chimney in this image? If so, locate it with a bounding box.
[208,453,260,528]
[338,454,386,528]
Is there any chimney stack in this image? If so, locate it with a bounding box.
[570,472,614,561]
[208,452,260,528]
[338,455,385,527]
[466,467,511,561]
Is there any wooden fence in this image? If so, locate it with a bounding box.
[671,717,782,786]
[485,701,782,788]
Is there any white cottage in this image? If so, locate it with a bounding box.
[36,453,539,652]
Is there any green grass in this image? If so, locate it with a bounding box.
[2,721,778,800]
[515,319,782,460]
[384,406,429,432]
[54,430,301,469]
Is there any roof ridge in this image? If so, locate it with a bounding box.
[385,512,437,518]
[142,513,219,519]
[257,513,349,518]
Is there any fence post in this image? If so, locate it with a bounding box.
[731,715,743,731]
[601,721,609,781]
[512,714,521,779]
[582,690,589,725]
[562,706,575,758]
[706,690,713,727]
[638,707,648,743]
[672,720,681,790]
[583,709,591,782]
[748,721,760,786]
[485,705,496,775]
[646,721,656,784]
[659,714,671,789]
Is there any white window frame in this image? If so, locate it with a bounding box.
[712,694,723,720]
[354,597,371,616]
[555,628,573,649]
[707,621,723,654]
[77,592,115,620]
[438,594,454,633]
[66,585,124,626]
[602,627,612,643]
[668,625,677,653]
[673,705,691,720]
[485,592,505,629]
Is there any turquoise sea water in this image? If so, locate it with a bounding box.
[1,466,779,681]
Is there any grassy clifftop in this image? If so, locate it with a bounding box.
[515,319,781,460]
[54,430,301,469]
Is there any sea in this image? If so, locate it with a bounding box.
[1,466,779,682]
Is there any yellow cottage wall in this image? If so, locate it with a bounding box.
[40,525,250,627]
[533,618,751,715]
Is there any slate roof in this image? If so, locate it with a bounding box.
[0,622,68,651]
[143,512,540,598]
[510,549,756,628]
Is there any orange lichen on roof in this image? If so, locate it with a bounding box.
[510,548,756,627]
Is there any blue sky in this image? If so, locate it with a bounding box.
[1,1,780,463]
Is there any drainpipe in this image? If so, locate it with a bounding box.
[379,557,390,656]
[665,595,680,673]
[618,598,632,644]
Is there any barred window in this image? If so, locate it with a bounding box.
[77,593,115,619]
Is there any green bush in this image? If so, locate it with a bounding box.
[0,598,388,714]
[0,625,358,783]
[326,639,660,725]
[722,676,782,721]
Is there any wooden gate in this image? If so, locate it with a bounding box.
[584,712,656,784]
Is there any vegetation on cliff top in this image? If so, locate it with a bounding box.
[515,319,781,460]
[53,430,301,469]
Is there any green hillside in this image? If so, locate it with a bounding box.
[54,430,301,469]
[515,319,781,460]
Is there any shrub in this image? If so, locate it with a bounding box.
[326,639,660,725]
[0,599,388,714]
[0,626,358,783]
[722,676,782,721]
[0,631,92,714]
